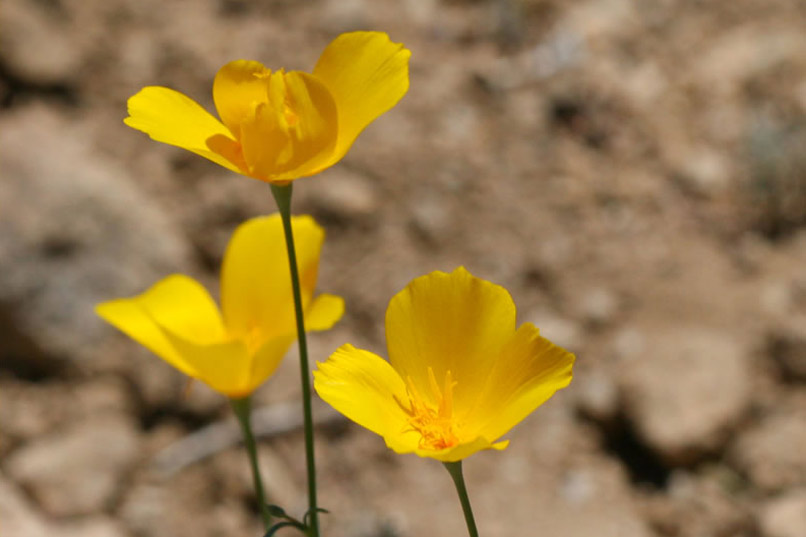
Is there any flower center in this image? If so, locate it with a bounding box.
[243,323,264,355]
[398,368,460,450]
[283,101,299,127]
[237,68,338,179]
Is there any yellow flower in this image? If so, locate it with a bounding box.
[124,31,410,184]
[314,267,575,462]
[96,215,344,398]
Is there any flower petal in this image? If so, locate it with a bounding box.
[385,267,516,413]
[314,344,410,440]
[212,60,271,137]
[470,323,575,442]
[239,71,338,181]
[220,214,325,344]
[410,437,509,463]
[312,31,410,169]
[158,328,252,397]
[242,333,298,395]
[124,86,243,174]
[95,275,226,377]
[305,293,345,331]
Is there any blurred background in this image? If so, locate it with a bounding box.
[1,0,805,536]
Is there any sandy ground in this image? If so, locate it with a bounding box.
[1,0,805,536]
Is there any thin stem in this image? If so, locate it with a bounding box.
[231,397,272,530]
[270,183,320,537]
[444,461,480,537]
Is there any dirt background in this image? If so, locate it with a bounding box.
[1,0,805,536]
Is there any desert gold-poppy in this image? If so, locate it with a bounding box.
[314,267,574,462]
[97,215,343,397]
[124,31,410,184]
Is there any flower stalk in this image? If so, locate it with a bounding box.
[231,397,272,529]
[444,461,479,537]
[270,183,320,537]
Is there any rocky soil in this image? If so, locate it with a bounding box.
[2,0,805,536]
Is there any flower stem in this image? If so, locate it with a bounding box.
[270,183,320,537]
[444,461,480,537]
[231,396,272,530]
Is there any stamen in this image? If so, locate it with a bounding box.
[439,370,456,419]
[252,69,272,80]
[399,369,460,450]
[283,101,299,127]
[243,323,263,354]
[427,367,442,400]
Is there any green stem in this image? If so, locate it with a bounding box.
[444,461,480,537]
[231,397,272,529]
[270,183,320,537]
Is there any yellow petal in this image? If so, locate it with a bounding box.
[212,60,271,138]
[385,267,516,413]
[241,333,298,395]
[124,86,244,174]
[220,214,325,344]
[158,328,252,397]
[312,31,410,168]
[239,71,337,181]
[95,275,226,377]
[411,437,509,463]
[314,344,410,439]
[305,293,345,331]
[471,323,575,442]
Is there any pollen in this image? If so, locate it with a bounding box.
[251,67,273,80]
[399,368,460,450]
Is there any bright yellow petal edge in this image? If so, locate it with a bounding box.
[311,31,411,172]
[96,215,344,398]
[124,31,410,184]
[314,267,575,462]
[124,86,244,175]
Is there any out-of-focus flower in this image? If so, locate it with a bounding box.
[124,31,410,184]
[96,215,343,398]
[314,267,574,462]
